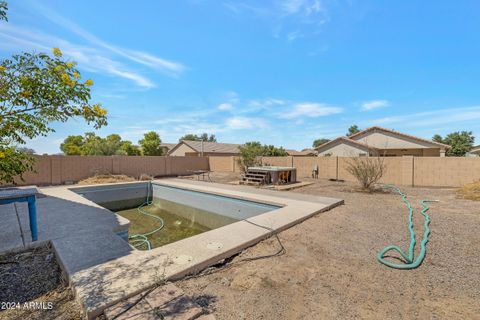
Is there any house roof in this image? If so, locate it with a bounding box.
[286,149,317,156]
[160,143,177,150]
[169,140,241,154]
[315,137,379,152]
[348,126,451,149]
[470,145,480,154]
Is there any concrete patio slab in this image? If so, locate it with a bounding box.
[0,179,342,319]
[0,203,24,251]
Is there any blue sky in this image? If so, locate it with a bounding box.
[2,0,480,154]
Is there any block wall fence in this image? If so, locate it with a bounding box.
[208,156,480,188]
[13,156,209,186]
[9,155,480,187]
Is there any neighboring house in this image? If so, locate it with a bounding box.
[159,143,177,155]
[168,140,241,157]
[316,126,450,157]
[286,149,318,156]
[468,145,480,157]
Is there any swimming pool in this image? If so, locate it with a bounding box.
[73,182,281,249]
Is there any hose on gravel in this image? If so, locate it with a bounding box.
[377,184,438,269]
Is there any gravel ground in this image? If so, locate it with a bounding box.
[175,172,480,319]
[0,245,82,320]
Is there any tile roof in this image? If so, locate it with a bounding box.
[348,126,450,149]
[315,137,378,152]
[179,140,241,154]
[160,143,177,150]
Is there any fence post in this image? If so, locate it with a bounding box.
[112,156,120,174]
[50,156,62,185]
[336,156,339,180]
[401,156,414,187]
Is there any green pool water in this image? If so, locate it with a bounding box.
[116,198,238,250]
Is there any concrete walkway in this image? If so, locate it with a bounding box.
[0,185,132,273]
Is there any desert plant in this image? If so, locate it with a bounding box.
[346,154,386,191]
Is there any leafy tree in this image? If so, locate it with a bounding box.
[60,133,141,156]
[263,145,288,156]
[120,141,141,156]
[0,147,34,183]
[102,134,124,155]
[0,1,7,21]
[432,131,475,156]
[16,147,36,154]
[80,132,104,155]
[0,10,107,183]
[60,135,84,155]
[432,134,443,144]
[139,131,163,156]
[238,142,288,171]
[179,133,216,142]
[238,142,264,170]
[312,138,330,148]
[347,125,360,136]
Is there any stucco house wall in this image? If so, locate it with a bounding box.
[351,131,435,149]
[169,143,196,157]
[317,140,370,157]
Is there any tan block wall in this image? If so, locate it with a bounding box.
[413,157,480,187]
[12,156,209,186]
[207,156,480,187]
[11,155,480,187]
[208,156,235,172]
[261,156,294,167]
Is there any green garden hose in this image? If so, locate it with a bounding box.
[129,182,164,250]
[377,185,438,269]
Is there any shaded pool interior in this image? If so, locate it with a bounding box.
[72,182,281,250]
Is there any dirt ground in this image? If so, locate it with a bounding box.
[175,172,480,319]
[0,245,82,320]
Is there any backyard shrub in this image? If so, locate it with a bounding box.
[346,155,386,191]
[456,181,480,201]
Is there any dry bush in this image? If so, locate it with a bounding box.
[139,173,153,181]
[456,181,480,201]
[78,174,135,185]
[346,156,386,191]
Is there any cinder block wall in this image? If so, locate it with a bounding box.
[12,156,209,186]
[207,155,480,187]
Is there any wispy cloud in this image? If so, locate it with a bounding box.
[361,99,390,111]
[223,0,329,40]
[226,116,268,129]
[218,103,234,110]
[0,24,156,88]
[31,2,185,77]
[279,102,342,119]
[367,106,480,128]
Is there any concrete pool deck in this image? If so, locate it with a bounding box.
[0,179,343,319]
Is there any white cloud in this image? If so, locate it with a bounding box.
[279,102,342,119]
[368,106,480,128]
[361,99,390,111]
[223,0,329,40]
[287,31,302,42]
[218,103,234,110]
[31,2,186,76]
[0,24,156,88]
[225,117,268,129]
[280,0,324,16]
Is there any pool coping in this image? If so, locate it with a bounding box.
[41,179,343,319]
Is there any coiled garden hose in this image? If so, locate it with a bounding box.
[129,181,164,250]
[377,185,438,269]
